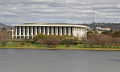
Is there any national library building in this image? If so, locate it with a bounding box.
[12,23,88,39]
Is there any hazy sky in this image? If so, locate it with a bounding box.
[0,0,120,25]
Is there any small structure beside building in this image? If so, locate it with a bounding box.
[96,27,111,31]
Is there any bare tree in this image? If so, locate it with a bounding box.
[0,28,11,46]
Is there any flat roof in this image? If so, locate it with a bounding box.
[12,23,88,28]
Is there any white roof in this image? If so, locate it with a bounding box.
[12,23,88,28]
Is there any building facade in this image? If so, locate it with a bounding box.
[12,23,88,39]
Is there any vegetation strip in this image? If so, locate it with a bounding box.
[0,47,120,51]
[0,28,120,49]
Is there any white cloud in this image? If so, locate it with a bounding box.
[0,0,120,24]
[116,4,120,8]
[105,16,120,18]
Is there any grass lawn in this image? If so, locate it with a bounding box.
[0,41,120,50]
[3,42,48,48]
[1,42,83,48]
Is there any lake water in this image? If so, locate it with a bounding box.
[0,49,120,72]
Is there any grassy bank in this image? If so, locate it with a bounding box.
[1,47,120,51]
[0,42,120,50]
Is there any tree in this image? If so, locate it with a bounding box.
[57,35,79,45]
[81,37,88,47]
[0,28,11,46]
[86,38,96,48]
[43,36,59,47]
[33,33,48,41]
[83,33,117,48]
[35,39,44,45]
[112,30,120,37]
[112,37,120,48]
[101,30,112,36]
[33,34,79,47]
[99,35,114,48]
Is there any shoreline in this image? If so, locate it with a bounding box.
[0,47,120,51]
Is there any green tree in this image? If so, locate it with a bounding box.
[33,33,48,41]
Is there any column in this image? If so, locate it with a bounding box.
[59,27,62,35]
[61,27,63,35]
[64,27,66,35]
[71,27,73,35]
[68,27,71,35]
[85,28,87,38]
[51,27,54,35]
[31,26,33,36]
[47,27,49,35]
[35,26,37,35]
[39,26,41,33]
[55,27,58,35]
[12,26,16,38]
[43,27,45,34]
[41,27,43,34]
[16,26,17,38]
[49,27,51,35]
[27,26,29,37]
[23,26,25,38]
[19,26,21,38]
[12,27,13,38]
[72,27,76,37]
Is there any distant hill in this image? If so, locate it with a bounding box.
[0,22,120,30]
[0,23,11,29]
[81,23,120,30]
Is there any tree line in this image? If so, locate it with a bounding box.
[81,30,120,48]
[32,33,79,47]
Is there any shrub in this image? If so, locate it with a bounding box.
[21,39,26,45]
[35,39,44,45]
[65,43,70,47]
[80,37,88,47]
[101,31,112,36]
[99,35,114,48]
[112,37,120,47]
[1,41,7,47]
[43,36,59,47]
[25,39,33,43]
[86,39,96,48]
[33,33,48,41]
[29,35,33,39]
[82,33,120,48]
[33,34,79,45]
[57,35,79,45]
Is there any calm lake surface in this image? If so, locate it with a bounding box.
[0,49,120,72]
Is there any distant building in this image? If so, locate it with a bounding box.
[12,23,88,39]
[96,27,111,31]
[103,28,111,31]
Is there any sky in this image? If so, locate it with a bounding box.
[0,0,120,25]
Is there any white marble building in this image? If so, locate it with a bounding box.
[12,23,88,39]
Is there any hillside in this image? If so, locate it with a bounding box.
[0,23,11,29]
[81,23,120,30]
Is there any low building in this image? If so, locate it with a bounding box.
[96,27,111,31]
[12,23,88,39]
[103,28,111,31]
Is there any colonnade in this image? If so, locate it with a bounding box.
[12,26,74,38]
